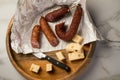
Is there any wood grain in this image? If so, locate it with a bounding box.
[6,17,96,80]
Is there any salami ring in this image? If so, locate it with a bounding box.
[55,5,83,41]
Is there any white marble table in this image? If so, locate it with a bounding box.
[0,0,120,80]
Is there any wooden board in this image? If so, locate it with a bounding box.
[6,18,96,80]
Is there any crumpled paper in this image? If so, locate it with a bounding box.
[11,0,102,54]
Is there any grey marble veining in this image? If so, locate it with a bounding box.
[75,41,120,80]
[1,0,120,80]
[100,74,120,80]
[77,0,120,80]
[87,0,120,51]
[87,0,120,25]
[98,11,120,42]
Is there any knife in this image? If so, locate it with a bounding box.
[33,52,71,72]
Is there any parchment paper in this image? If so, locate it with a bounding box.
[11,0,102,54]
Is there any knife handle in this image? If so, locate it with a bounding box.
[45,55,71,72]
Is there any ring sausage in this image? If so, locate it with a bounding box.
[40,16,59,46]
[45,6,70,22]
[31,25,41,48]
[55,5,82,41]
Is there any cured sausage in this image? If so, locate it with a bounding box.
[55,22,66,35]
[45,6,70,22]
[40,16,59,46]
[31,25,41,48]
[55,5,82,41]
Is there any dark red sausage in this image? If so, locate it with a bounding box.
[40,16,59,46]
[45,6,70,22]
[31,25,41,48]
[55,5,82,41]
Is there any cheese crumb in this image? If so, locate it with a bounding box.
[66,43,83,52]
[56,52,65,61]
[30,64,40,73]
[72,34,83,44]
[68,50,85,61]
[46,63,52,72]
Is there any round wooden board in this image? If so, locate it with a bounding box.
[6,18,96,80]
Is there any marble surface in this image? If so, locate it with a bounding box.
[0,0,120,80]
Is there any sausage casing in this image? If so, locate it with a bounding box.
[40,16,59,46]
[55,5,83,41]
[31,25,41,48]
[45,6,69,22]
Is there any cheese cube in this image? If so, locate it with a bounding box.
[46,63,52,72]
[66,43,82,52]
[56,52,65,61]
[68,50,85,61]
[30,64,40,73]
[72,34,83,43]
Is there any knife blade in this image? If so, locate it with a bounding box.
[33,52,71,72]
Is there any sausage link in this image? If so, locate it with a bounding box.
[40,16,59,46]
[55,5,82,41]
[55,22,66,36]
[45,6,70,22]
[31,25,41,48]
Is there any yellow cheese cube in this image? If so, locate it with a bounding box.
[72,34,83,43]
[66,43,82,52]
[46,63,52,72]
[30,64,40,73]
[68,50,85,61]
[56,52,65,61]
